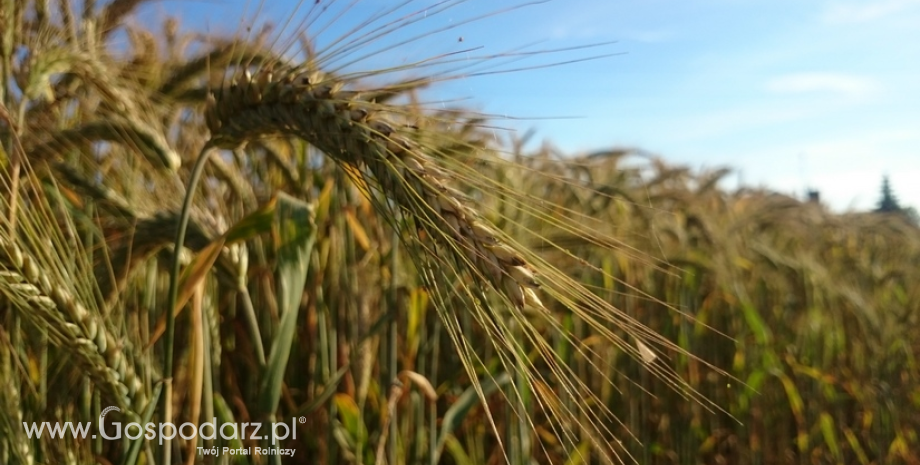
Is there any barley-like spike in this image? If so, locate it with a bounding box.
[204,66,543,310]
[0,237,133,409]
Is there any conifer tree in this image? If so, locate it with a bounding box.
[875,176,902,213]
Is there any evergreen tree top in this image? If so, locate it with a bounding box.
[875,176,902,213]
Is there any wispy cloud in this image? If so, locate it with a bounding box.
[822,0,920,23]
[765,73,879,98]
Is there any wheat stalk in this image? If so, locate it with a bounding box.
[203,65,546,313]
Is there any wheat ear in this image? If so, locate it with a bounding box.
[29,119,180,171]
[0,236,141,409]
[203,66,545,311]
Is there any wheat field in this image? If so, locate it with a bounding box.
[0,1,918,464]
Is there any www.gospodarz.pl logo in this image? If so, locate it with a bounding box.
[24,406,305,447]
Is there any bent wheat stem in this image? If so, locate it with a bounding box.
[162,141,217,465]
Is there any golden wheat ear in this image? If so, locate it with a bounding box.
[0,160,146,414]
[187,2,737,459]
[203,66,545,312]
[199,63,708,463]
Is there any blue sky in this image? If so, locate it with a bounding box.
[148,0,919,211]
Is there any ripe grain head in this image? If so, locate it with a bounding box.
[194,4,722,460]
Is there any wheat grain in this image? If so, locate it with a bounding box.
[204,65,547,312]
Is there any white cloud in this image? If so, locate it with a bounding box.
[823,0,920,23]
[765,73,879,98]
